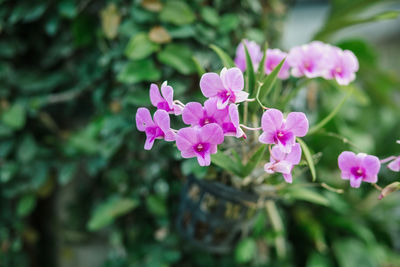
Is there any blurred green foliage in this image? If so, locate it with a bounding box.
[0,0,399,266]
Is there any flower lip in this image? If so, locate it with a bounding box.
[200,116,216,126]
[350,166,365,179]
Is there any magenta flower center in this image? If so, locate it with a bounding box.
[157,101,172,112]
[193,142,210,157]
[199,116,216,126]
[145,126,164,142]
[218,90,236,104]
[350,166,366,179]
[335,67,342,74]
[304,61,313,72]
[274,130,290,145]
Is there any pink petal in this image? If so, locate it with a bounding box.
[160,82,174,108]
[270,145,286,161]
[173,104,183,115]
[338,151,358,173]
[234,91,249,103]
[259,131,275,145]
[273,161,292,174]
[285,143,302,165]
[199,123,224,145]
[283,173,293,183]
[153,109,170,131]
[200,73,225,98]
[285,112,309,137]
[220,67,244,91]
[153,110,175,141]
[144,137,155,150]
[264,162,275,174]
[182,102,204,126]
[176,127,199,152]
[261,109,283,132]
[388,157,400,172]
[343,50,359,72]
[217,96,230,110]
[204,98,224,119]
[149,84,163,107]
[228,104,239,127]
[350,177,362,188]
[362,155,380,182]
[277,134,295,154]
[136,107,154,132]
[197,152,211,166]
[181,148,196,158]
[336,73,355,86]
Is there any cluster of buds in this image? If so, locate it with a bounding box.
[235,40,359,85]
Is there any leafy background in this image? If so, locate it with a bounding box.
[0,0,399,266]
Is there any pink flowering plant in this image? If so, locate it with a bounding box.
[135,40,399,199]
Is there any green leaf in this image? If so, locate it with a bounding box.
[58,0,77,18]
[124,33,159,60]
[72,15,95,47]
[160,1,195,25]
[307,252,334,267]
[181,158,207,179]
[297,138,317,182]
[315,10,400,40]
[88,197,139,231]
[308,90,351,135]
[243,42,256,95]
[192,56,205,77]
[146,195,167,216]
[333,239,377,267]
[211,151,243,177]
[209,44,235,68]
[0,162,18,183]
[218,14,239,33]
[257,43,268,81]
[117,59,161,84]
[242,146,266,177]
[284,187,330,206]
[252,58,285,112]
[58,163,77,185]
[17,195,36,217]
[157,44,196,75]
[1,103,26,130]
[17,135,37,163]
[201,7,219,26]
[235,238,256,263]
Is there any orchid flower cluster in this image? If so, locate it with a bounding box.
[135,39,399,198]
[136,65,308,182]
[235,39,359,85]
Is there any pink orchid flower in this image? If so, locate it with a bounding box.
[387,156,400,172]
[259,108,309,153]
[323,47,359,85]
[264,143,302,183]
[200,67,249,109]
[338,151,381,188]
[150,81,183,115]
[135,108,175,150]
[220,104,245,138]
[234,39,263,72]
[176,123,224,166]
[182,98,227,128]
[287,41,329,78]
[265,49,290,79]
